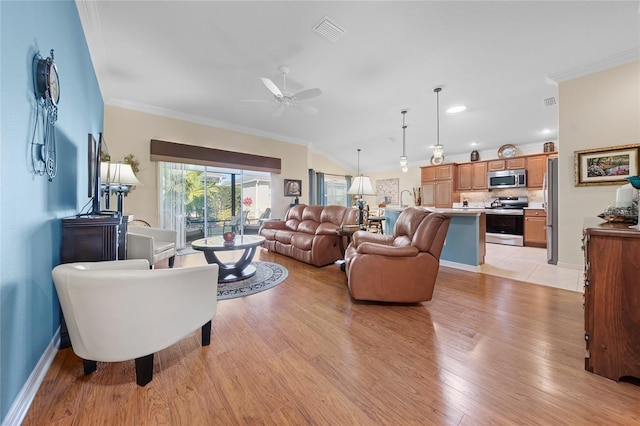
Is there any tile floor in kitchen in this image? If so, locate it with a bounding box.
[479,243,583,292]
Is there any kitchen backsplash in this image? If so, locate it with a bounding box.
[459,189,544,207]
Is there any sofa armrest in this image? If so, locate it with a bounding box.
[352,232,394,247]
[70,259,150,271]
[356,242,419,257]
[260,220,286,230]
[127,233,154,262]
[315,222,340,235]
[127,226,177,244]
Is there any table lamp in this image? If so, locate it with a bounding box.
[347,149,375,229]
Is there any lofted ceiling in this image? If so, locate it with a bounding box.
[76,1,640,174]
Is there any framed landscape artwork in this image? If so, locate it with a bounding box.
[574,144,640,186]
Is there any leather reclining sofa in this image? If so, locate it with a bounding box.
[260,204,358,266]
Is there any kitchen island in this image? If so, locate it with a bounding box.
[384,207,486,270]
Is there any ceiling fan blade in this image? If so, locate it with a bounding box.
[261,78,283,98]
[293,88,322,101]
[272,105,285,118]
[297,103,319,115]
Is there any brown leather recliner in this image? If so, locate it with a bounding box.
[344,207,451,303]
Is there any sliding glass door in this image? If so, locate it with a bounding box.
[159,162,271,249]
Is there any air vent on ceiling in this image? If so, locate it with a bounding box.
[543,96,557,108]
[313,16,346,42]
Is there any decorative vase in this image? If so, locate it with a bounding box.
[223,231,235,243]
[543,141,555,153]
[470,150,479,162]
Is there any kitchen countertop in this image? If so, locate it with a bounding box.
[383,206,486,216]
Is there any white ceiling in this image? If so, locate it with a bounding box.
[76,1,640,173]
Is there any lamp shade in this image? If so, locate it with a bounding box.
[101,162,142,186]
[347,176,375,196]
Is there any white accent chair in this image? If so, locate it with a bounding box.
[126,226,177,268]
[51,259,219,386]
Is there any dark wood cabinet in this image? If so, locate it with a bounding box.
[583,222,640,382]
[59,215,128,348]
[61,215,127,262]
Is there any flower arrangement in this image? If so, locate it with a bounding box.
[243,196,253,207]
[124,154,140,174]
[413,187,421,206]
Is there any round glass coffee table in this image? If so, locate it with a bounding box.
[191,235,265,282]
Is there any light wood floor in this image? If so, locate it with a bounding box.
[24,249,640,425]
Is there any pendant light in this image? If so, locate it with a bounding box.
[432,86,444,160]
[400,110,408,173]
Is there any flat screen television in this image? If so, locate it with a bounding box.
[87,132,102,215]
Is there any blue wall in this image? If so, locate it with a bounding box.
[0,0,103,420]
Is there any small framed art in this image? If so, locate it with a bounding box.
[284,179,302,196]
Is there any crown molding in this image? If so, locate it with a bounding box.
[105,98,314,149]
[546,48,640,85]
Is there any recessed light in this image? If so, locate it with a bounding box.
[447,105,467,114]
[542,128,552,135]
[470,141,478,146]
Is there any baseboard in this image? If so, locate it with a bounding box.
[556,261,583,271]
[440,260,481,273]
[2,328,60,426]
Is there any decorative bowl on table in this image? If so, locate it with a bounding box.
[223,231,236,243]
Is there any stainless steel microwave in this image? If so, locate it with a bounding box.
[488,169,527,189]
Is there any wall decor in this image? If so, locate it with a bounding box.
[284,179,302,197]
[574,143,640,186]
[31,49,59,181]
[376,178,399,205]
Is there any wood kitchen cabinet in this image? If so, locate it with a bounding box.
[457,162,487,191]
[526,155,547,188]
[524,209,546,247]
[421,164,456,208]
[487,157,527,171]
[583,222,640,382]
[506,157,526,170]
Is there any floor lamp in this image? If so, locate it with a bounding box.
[347,149,375,229]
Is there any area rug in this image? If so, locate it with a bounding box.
[217,261,288,300]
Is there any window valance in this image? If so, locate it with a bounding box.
[150,139,281,174]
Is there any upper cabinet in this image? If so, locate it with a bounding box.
[421,164,456,208]
[526,155,547,188]
[457,152,550,192]
[488,157,526,171]
[457,162,488,191]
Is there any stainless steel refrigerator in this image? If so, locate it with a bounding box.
[544,157,559,264]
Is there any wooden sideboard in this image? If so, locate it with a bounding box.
[583,220,640,382]
[58,214,128,348]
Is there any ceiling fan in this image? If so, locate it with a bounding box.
[245,66,322,117]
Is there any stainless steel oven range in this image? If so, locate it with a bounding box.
[485,196,528,246]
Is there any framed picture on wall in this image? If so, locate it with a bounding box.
[574,143,640,186]
[284,179,302,196]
